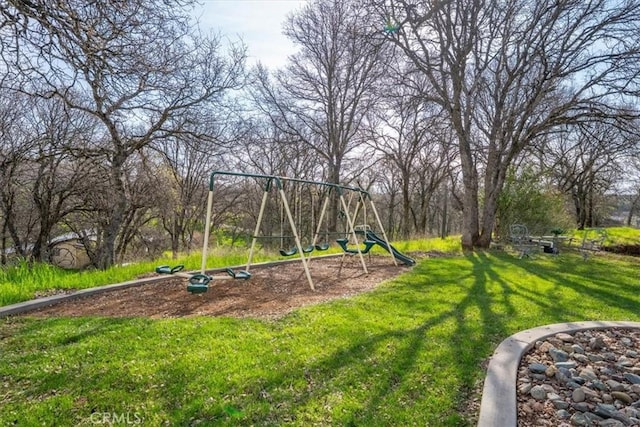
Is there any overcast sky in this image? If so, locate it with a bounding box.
[194,0,309,69]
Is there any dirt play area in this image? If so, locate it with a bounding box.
[27,255,416,319]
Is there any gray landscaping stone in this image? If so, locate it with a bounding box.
[556,361,577,369]
[593,380,608,391]
[573,388,586,403]
[624,373,640,385]
[590,336,607,350]
[573,376,587,385]
[573,402,591,412]
[557,332,575,342]
[572,344,586,354]
[529,363,547,374]
[606,380,626,392]
[530,385,547,400]
[553,399,570,410]
[580,368,599,381]
[550,347,570,362]
[574,353,590,364]
[518,382,532,394]
[594,403,617,418]
[597,419,625,427]
[584,412,604,424]
[570,412,590,425]
[616,357,634,368]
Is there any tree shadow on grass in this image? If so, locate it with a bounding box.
[152,252,528,425]
[499,252,640,320]
[10,252,638,425]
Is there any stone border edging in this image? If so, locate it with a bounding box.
[0,254,344,318]
[477,320,640,427]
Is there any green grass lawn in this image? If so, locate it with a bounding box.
[0,248,280,307]
[2,243,639,426]
[0,236,461,308]
[567,225,640,247]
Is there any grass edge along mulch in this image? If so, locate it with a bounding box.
[1,249,640,425]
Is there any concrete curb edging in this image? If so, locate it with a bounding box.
[477,320,640,427]
[0,254,345,318]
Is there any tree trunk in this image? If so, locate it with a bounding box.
[328,161,342,234]
[440,185,448,239]
[477,152,510,248]
[458,140,480,250]
[401,174,411,238]
[387,189,396,240]
[626,193,640,226]
[97,156,128,269]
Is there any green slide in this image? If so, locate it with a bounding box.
[365,231,416,266]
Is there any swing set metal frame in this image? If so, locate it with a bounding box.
[157,171,397,293]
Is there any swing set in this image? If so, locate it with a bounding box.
[156,171,413,294]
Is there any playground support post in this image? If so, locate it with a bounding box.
[338,190,369,274]
[201,189,215,275]
[246,180,272,272]
[367,194,398,267]
[310,190,332,255]
[278,186,315,290]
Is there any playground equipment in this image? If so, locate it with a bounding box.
[156,171,414,293]
[509,224,538,259]
[577,228,607,260]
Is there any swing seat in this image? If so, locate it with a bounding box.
[315,242,330,251]
[336,238,349,252]
[226,268,252,280]
[155,264,184,274]
[302,245,314,254]
[156,265,171,274]
[187,273,211,294]
[279,247,298,257]
[188,273,211,285]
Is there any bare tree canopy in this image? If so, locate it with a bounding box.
[253,0,391,231]
[368,0,640,249]
[0,0,247,268]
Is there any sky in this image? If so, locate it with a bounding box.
[194,0,309,69]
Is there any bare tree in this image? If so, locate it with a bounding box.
[18,97,98,262]
[1,1,246,268]
[369,0,640,249]
[543,122,636,229]
[153,137,219,259]
[0,91,36,261]
[368,85,455,237]
[624,154,640,226]
[254,0,389,231]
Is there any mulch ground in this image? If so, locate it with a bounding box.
[27,255,413,319]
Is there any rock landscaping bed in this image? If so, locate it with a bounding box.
[518,329,640,426]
